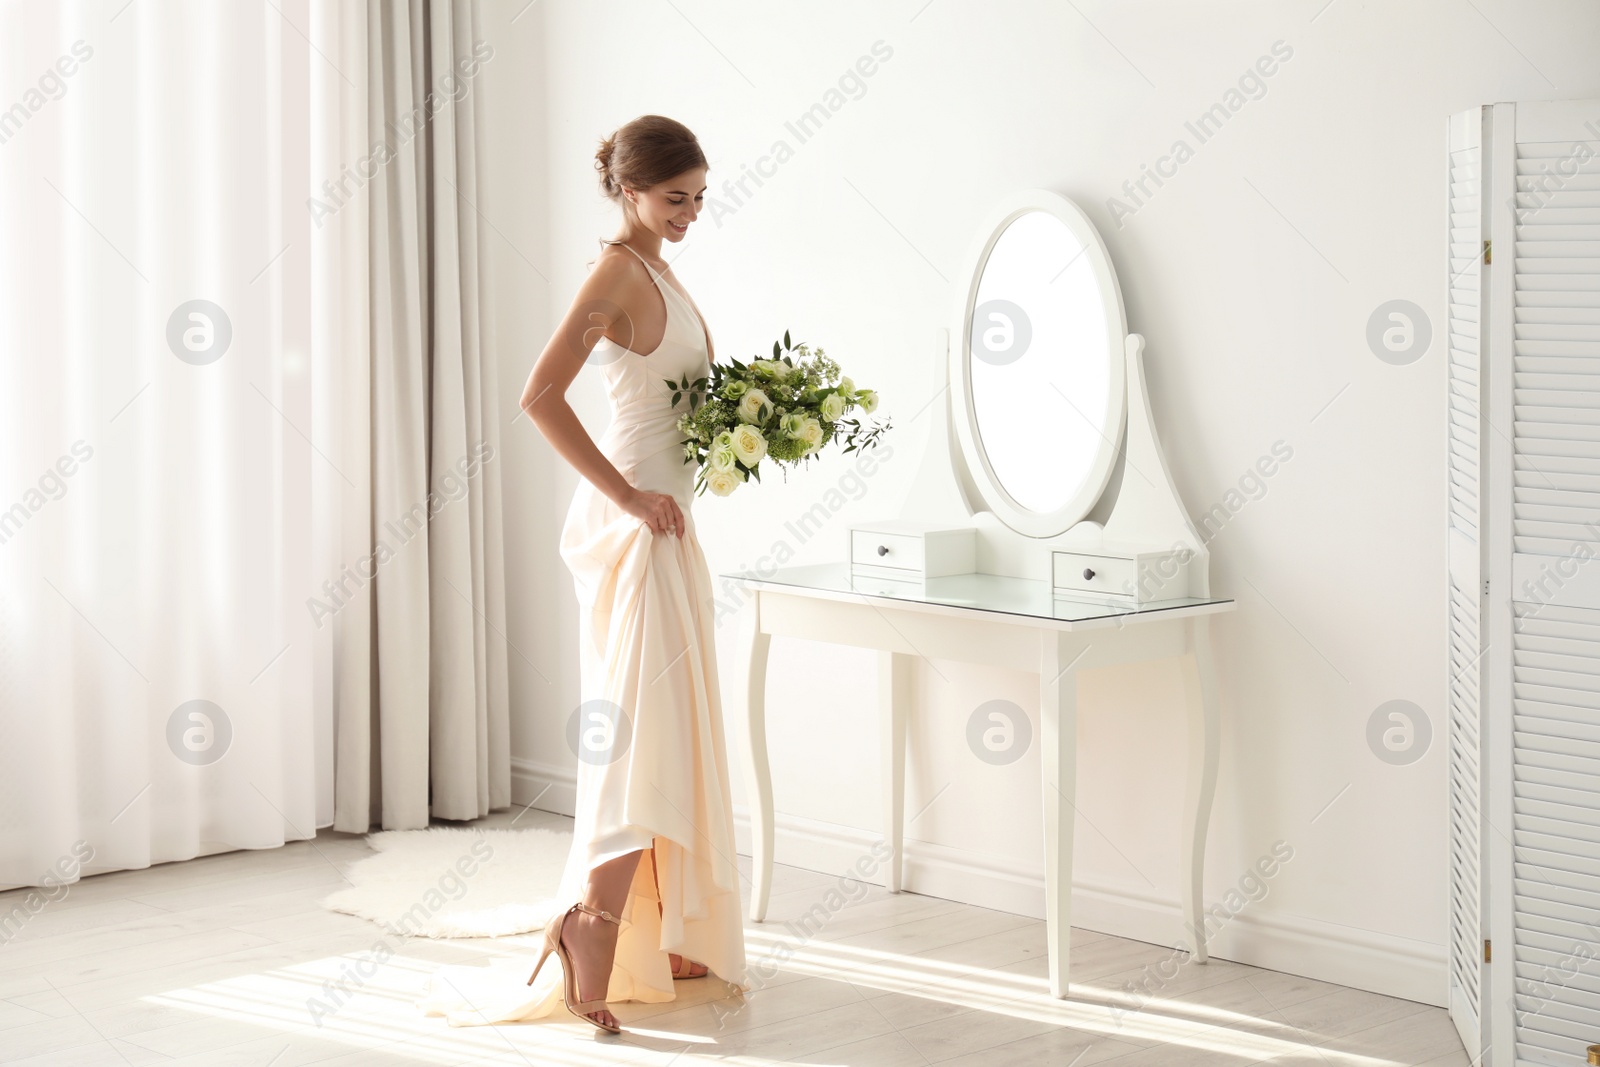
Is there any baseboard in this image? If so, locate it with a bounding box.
[507,770,1446,1007]
[727,806,1448,1008]
[511,756,577,819]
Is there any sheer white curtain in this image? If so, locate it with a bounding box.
[0,0,507,891]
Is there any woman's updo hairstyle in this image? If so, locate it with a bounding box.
[595,115,707,206]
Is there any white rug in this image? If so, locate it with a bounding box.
[319,826,573,939]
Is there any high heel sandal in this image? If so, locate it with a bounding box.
[669,952,709,979]
[527,901,624,1034]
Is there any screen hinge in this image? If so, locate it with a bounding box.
[1483,239,1492,265]
[1484,939,1492,963]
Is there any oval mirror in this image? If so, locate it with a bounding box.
[951,190,1127,538]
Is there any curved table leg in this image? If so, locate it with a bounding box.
[740,592,774,923]
[880,650,912,893]
[1041,630,1080,999]
[1179,614,1221,963]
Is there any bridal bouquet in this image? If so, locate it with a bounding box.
[665,330,892,497]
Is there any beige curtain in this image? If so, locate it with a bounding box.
[328,0,509,832]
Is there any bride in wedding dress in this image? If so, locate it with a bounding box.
[416,116,748,1032]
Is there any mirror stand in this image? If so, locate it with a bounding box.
[881,328,1208,602]
[1042,333,1210,600]
[850,188,1210,605]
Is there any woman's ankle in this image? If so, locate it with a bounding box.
[564,911,618,996]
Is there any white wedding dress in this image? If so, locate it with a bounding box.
[416,240,748,1025]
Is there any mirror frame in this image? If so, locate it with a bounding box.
[950,189,1128,539]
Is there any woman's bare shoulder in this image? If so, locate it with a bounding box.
[575,245,648,305]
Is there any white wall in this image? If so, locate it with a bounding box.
[476,0,1600,1005]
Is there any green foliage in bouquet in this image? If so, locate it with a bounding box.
[665,329,892,497]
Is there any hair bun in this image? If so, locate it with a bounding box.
[594,134,618,194]
[594,115,706,206]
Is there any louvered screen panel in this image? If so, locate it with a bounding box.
[1511,141,1600,558]
[1447,139,1486,1044]
[1451,145,1483,543]
[1510,600,1600,1065]
[1449,577,1485,1020]
[1508,138,1600,1067]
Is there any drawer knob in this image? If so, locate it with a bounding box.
[877,544,889,556]
[1082,567,1096,581]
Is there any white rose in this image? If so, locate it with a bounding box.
[708,429,736,468]
[705,466,745,496]
[731,423,768,466]
[798,416,823,452]
[857,389,879,414]
[737,388,771,424]
[820,392,846,423]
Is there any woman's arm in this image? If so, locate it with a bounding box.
[520,256,687,538]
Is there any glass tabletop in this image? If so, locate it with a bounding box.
[721,562,1234,625]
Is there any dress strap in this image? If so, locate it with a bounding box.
[602,239,660,282]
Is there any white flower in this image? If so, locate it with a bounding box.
[856,389,879,414]
[731,423,768,466]
[780,411,807,438]
[722,379,749,400]
[737,388,772,424]
[820,392,847,423]
[709,428,737,470]
[838,376,855,397]
[798,416,823,451]
[751,359,783,379]
[705,466,745,496]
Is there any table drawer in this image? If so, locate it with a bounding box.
[1052,551,1138,597]
[848,522,977,580]
[1050,546,1192,602]
[851,529,925,574]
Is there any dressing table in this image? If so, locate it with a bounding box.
[723,189,1234,998]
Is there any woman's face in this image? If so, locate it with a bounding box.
[629,167,707,244]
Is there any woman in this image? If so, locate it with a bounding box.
[417,115,748,1033]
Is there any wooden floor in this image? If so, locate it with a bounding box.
[1,809,1467,1067]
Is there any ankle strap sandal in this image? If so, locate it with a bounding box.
[527,900,627,1034]
[572,902,621,925]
